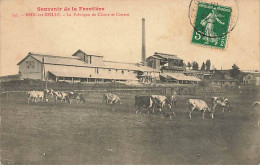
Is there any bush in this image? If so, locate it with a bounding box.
[199,80,209,88]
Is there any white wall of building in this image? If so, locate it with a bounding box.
[19,57,42,80]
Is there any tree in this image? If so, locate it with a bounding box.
[211,65,216,70]
[206,59,211,71]
[229,64,240,77]
[201,62,206,71]
[192,61,199,71]
[187,62,191,70]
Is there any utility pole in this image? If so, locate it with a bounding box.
[42,57,47,89]
[221,67,223,88]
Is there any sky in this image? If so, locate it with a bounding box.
[0,0,259,76]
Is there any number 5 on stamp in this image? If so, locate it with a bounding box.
[191,2,232,49]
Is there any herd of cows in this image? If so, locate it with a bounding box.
[26,89,260,127]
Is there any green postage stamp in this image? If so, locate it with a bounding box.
[191,2,232,49]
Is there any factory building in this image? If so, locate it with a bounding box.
[17,50,160,83]
[146,52,201,84]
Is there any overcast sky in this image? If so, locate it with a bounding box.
[1,0,259,76]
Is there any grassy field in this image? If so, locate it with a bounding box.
[0,91,259,164]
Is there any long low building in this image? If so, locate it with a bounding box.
[160,73,201,84]
[17,50,160,83]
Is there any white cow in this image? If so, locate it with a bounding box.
[43,89,54,102]
[103,93,122,105]
[27,91,38,104]
[36,91,45,102]
[151,95,176,117]
[27,91,45,103]
[151,95,169,112]
[103,93,122,111]
[187,99,213,120]
[211,97,232,113]
[251,101,260,128]
[53,91,69,103]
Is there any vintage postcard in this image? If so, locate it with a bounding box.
[0,0,259,165]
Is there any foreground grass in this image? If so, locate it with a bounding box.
[0,92,259,164]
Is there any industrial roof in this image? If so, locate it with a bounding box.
[211,73,237,81]
[49,69,138,81]
[18,52,159,72]
[148,52,183,60]
[161,73,201,82]
[72,49,104,57]
[243,73,260,77]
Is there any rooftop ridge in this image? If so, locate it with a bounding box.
[103,60,137,65]
[154,52,178,56]
[30,52,78,60]
[72,49,104,57]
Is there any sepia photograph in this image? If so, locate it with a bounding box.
[0,0,259,165]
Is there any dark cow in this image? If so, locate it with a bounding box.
[135,96,153,114]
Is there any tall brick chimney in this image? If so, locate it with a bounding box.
[142,18,146,65]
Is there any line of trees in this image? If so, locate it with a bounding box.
[187,59,212,71]
[186,60,241,77]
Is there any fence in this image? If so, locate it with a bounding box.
[0,87,199,98]
[2,83,255,98]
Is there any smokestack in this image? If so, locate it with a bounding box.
[142,18,146,65]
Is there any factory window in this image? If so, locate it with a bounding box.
[122,70,124,74]
[108,69,111,71]
[95,68,99,74]
[26,61,34,68]
[89,56,92,64]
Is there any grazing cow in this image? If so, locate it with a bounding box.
[53,91,69,103]
[103,93,122,111]
[187,99,212,120]
[27,91,46,103]
[151,95,175,111]
[43,89,54,102]
[135,96,153,114]
[36,91,45,102]
[151,95,169,112]
[251,101,260,128]
[67,92,87,104]
[103,93,122,105]
[211,97,232,113]
[151,95,176,117]
[27,91,38,104]
[167,95,177,108]
[76,93,87,104]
